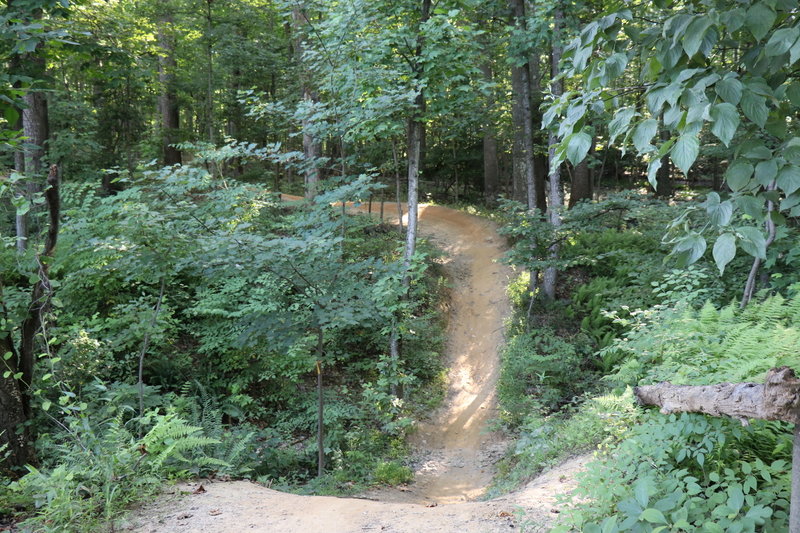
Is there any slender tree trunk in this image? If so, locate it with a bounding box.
[404,110,422,282]
[293,7,321,200]
[526,0,547,212]
[392,139,404,234]
[509,0,537,210]
[480,62,499,207]
[402,0,431,285]
[741,181,777,307]
[656,128,672,198]
[9,0,47,252]
[543,3,564,300]
[158,13,182,166]
[205,0,215,144]
[315,329,325,477]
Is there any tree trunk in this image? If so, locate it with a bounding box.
[656,128,672,198]
[13,109,27,253]
[402,0,431,287]
[525,0,547,213]
[543,4,564,300]
[404,111,422,283]
[569,156,593,208]
[479,55,499,207]
[292,7,322,200]
[0,306,30,476]
[315,329,325,477]
[204,0,215,144]
[508,0,536,210]
[392,139,404,234]
[158,13,182,166]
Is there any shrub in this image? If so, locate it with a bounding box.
[498,327,594,426]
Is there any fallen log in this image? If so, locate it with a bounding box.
[634,366,800,426]
[634,366,800,533]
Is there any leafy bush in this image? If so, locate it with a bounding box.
[552,292,800,531]
[555,414,791,532]
[489,389,639,498]
[498,327,594,425]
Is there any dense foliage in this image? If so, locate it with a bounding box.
[4,0,800,530]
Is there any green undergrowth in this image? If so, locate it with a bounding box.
[494,190,800,532]
[1,162,448,530]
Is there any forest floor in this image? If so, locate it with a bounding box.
[124,202,589,532]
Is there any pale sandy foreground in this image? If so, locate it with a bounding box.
[125,201,589,532]
[124,455,588,533]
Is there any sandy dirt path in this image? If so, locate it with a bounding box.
[367,204,511,505]
[125,201,587,532]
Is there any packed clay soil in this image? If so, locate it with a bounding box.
[123,200,589,533]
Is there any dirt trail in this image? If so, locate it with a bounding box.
[126,201,587,532]
[369,204,511,505]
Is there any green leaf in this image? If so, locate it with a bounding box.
[42,400,51,411]
[608,107,635,145]
[647,158,662,190]
[777,165,800,195]
[671,135,700,175]
[711,200,733,226]
[640,508,668,524]
[633,119,658,153]
[738,226,767,259]
[710,103,739,146]
[726,161,754,191]
[675,233,707,264]
[765,27,799,57]
[754,159,778,185]
[741,91,768,127]
[713,233,736,274]
[727,485,745,513]
[2,352,10,361]
[634,479,650,508]
[746,3,776,41]
[567,131,592,165]
[683,17,712,58]
[715,77,743,105]
[703,523,725,533]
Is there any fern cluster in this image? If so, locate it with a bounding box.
[6,409,228,531]
[606,293,800,387]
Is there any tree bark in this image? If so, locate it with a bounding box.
[543,3,564,300]
[204,0,215,144]
[655,128,672,198]
[402,0,431,287]
[479,40,499,207]
[315,329,325,478]
[158,13,182,166]
[637,367,800,531]
[508,0,537,209]
[569,156,593,208]
[525,0,547,213]
[634,367,800,425]
[292,7,322,200]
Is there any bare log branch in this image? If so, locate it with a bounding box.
[634,367,800,426]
